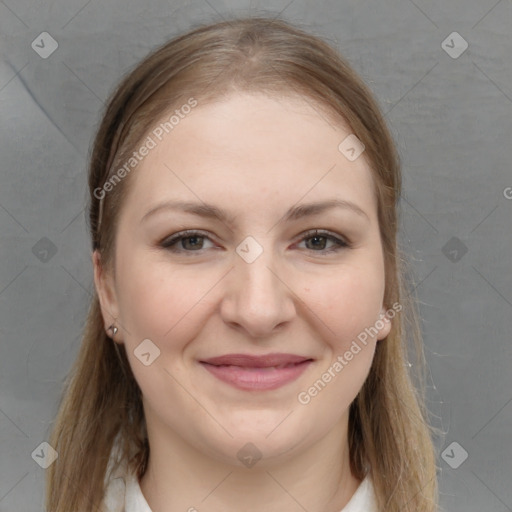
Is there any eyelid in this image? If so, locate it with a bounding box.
[160,228,350,255]
[294,228,350,245]
[160,229,217,249]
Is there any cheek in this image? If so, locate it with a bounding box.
[295,266,383,428]
[115,250,196,343]
[301,261,385,349]
[115,251,226,378]
[114,255,209,408]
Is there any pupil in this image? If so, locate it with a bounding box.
[309,236,326,250]
[184,236,202,250]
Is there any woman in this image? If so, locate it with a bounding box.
[46,17,438,512]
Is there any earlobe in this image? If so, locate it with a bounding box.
[92,250,120,335]
[377,306,392,341]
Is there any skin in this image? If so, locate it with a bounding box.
[93,92,392,512]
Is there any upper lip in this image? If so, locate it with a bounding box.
[200,353,313,368]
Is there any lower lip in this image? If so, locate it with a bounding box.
[200,361,312,391]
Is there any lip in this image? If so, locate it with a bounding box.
[199,353,313,391]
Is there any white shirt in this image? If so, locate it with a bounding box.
[102,463,377,512]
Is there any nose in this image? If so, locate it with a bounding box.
[219,247,296,339]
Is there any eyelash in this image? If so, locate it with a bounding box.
[159,229,350,256]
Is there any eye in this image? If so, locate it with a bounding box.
[295,229,350,254]
[160,230,216,254]
[160,229,350,256]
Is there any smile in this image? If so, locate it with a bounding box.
[199,353,314,391]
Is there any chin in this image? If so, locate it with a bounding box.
[199,417,317,469]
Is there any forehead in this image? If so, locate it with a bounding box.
[122,92,377,222]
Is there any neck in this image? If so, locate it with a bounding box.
[139,410,361,512]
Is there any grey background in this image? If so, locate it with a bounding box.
[0,0,511,510]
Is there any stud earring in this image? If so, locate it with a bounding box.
[108,324,118,336]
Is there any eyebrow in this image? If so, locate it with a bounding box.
[140,198,370,225]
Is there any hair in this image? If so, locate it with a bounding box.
[46,16,438,512]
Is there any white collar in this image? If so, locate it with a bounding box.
[103,466,377,512]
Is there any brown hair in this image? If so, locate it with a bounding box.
[46,17,438,511]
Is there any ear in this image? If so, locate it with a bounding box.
[376,306,393,341]
[92,250,122,342]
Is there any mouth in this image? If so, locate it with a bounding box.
[199,353,314,391]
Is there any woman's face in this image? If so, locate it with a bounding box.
[94,92,391,466]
